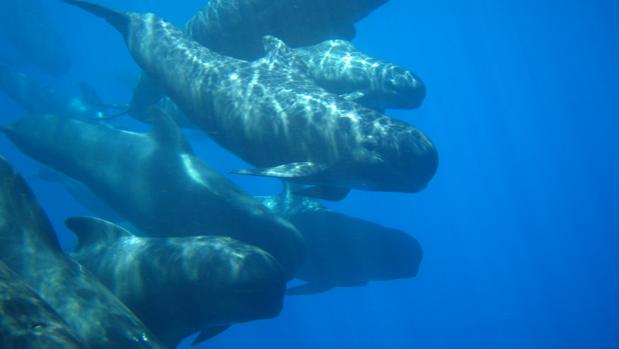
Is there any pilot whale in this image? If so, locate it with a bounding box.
[279,38,426,111]
[131,1,399,123]
[129,37,425,127]
[66,216,286,347]
[0,261,85,349]
[0,63,110,119]
[185,0,389,60]
[0,156,166,349]
[2,113,305,278]
[63,1,438,200]
[259,187,423,295]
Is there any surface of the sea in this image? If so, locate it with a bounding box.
[0,0,617,348]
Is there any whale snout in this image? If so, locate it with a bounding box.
[377,128,438,193]
[384,70,426,109]
[400,131,439,192]
[387,232,423,278]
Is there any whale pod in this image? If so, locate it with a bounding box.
[62,0,438,199]
[2,113,305,278]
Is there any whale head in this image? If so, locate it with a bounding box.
[349,120,438,193]
[378,67,426,110]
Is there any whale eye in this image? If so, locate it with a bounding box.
[31,322,46,334]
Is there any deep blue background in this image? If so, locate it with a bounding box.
[1,0,618,348]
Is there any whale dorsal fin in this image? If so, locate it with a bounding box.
[0,156,63,253]
[325,39,357,51]
[148,108,193,154]
[65,216,132,250]
[261,35,308,74]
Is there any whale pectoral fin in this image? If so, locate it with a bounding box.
[286,282,333,296]
[356,96,387,114]
[192,325,230,346]
[294,186,351,201]
[230,162,328,179]
[340,92,386,114]
[340,91,367,102]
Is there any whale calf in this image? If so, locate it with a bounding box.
[260,188,423,295]
[63,1,438,199]
[0,63,109,119]
[275,38,426,111]
[66,216,286,347]
[0,156,166,348]
[2,113,305,278]
[185,0,389,60]
[0,261,85,349]
[0,0,70,75]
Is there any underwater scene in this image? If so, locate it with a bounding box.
[0,0,617,348]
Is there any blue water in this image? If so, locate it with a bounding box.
[1,0,618,348]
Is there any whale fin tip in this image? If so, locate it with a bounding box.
[65,216,132,250]
[230,162,327,179]
[62,0,129,36]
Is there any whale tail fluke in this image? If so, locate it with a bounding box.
[62,0,129,36]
